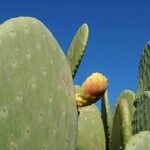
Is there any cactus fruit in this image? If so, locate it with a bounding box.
[133,91,150,134]
[82,73,108,98]
[76,72,108,107]
[0,17,78,149]
[125,131,150,150]
[101,90,112,150]
[77,105,105,150]
[66,23,89,78]
[111,99,132,150]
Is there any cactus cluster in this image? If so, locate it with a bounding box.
[0,17,149,150]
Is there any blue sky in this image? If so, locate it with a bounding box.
[0,0,150,109]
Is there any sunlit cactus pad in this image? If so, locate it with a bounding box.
[0,17,78,149]
[111,99,132,150]
[101,90,112,150]
[125,131,150,150]
[66,23,89,78]
[77,105,105,150]
[113,90,135,121]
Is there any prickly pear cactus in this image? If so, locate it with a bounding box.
[125,131,150,150]
[133,41,150,134]
[111,99,132,150]
[66,23,89,78]
[0,17,78,149]
[137,41,150,95]
[101,90,112,150]
[113,90,135,121]
[77,105,105,150]
[133,91,150,133]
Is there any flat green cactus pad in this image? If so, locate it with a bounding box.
[113,90,135,121]
[125,131,150,150]
[66,23,89,78]
[101,90,112,150]
[0,17,78,149]
[77,105,105,150]
[133,91,150,134]
[111,99,132,150]
[137,41,150,94]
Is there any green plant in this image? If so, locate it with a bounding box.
[77,104,105,150]
[113,90,135,121]
[101,90,112,150]
[0,17,78,149]
[0,16,149,150]
[74,40,150,150]
[66,23,89,78]
[133,42,150,134]
[111,99,132,150]
[137,42,150,95]
[125,131,150,150]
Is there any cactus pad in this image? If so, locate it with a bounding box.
[101,90,112,150]
[133,91,150,134]
[111,99,132,150]
[113,90,135,121]
[137,41,150,94]
[77,105,105,150]
[125,131,150,150]
[66,23,89,78]
[0,17,78,149]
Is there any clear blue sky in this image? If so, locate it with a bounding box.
[1,0,150,109]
